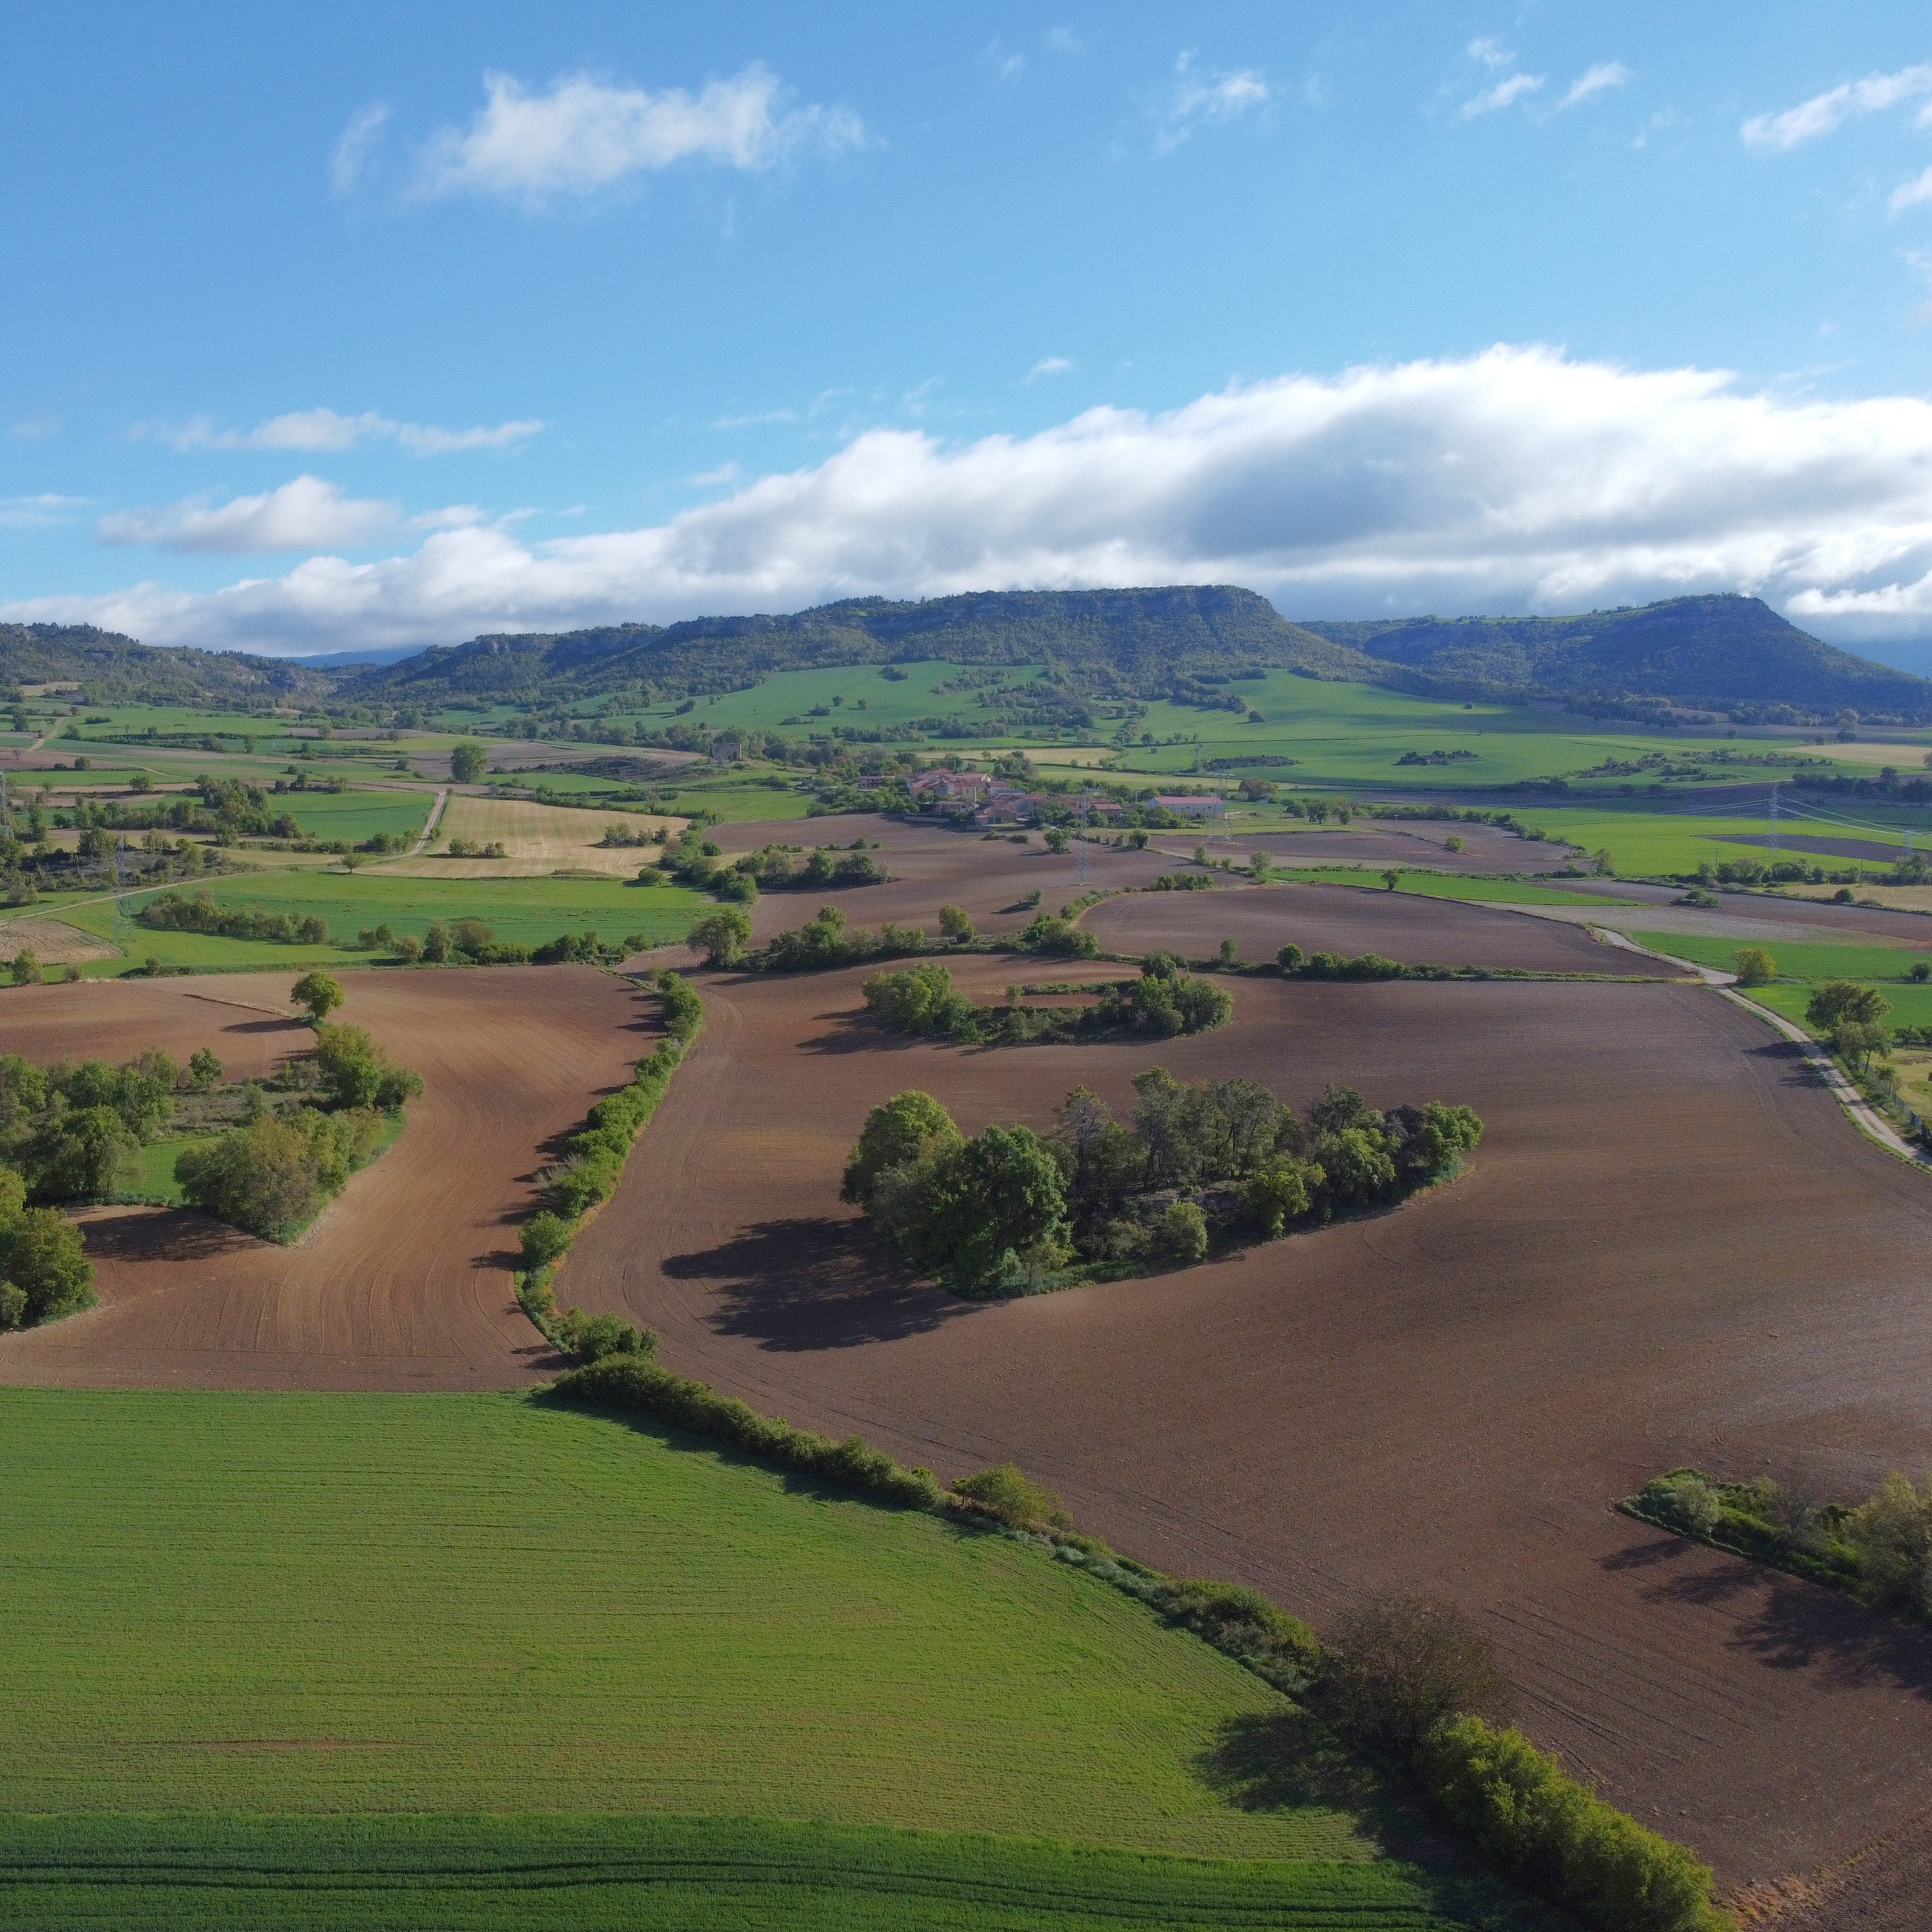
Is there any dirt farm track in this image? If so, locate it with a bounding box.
[10,827,1932,1913]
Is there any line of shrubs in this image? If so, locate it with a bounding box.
[863,954,1232,1046]
[543,1344,1721,1932]
[353,919,651,967]
[513,971,702,1352]
[140,891,330,945]
[1631,1465,1932,1619]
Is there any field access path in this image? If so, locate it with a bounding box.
[0,967,652,1390]
[572,873,1932,1897]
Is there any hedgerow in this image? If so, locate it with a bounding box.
[547,1353,944,1508]
[513,971,701,1354]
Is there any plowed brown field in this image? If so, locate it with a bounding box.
[554,884,1932,1897]
[0,966,650,1390]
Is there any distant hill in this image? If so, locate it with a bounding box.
[341,587,1378,708]
[1298,595,1932,722]
[0,623,330,705]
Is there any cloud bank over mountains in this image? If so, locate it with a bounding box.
[13,346,1932,654]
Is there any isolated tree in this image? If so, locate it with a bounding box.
[10,947,41,986]
[1277,942,1305,974]
[1323,1593,1517,1756]
[1250,853,1272,881]
[937,903,976,943]
[449,741,489,784]
[1381,868,1401,891]
[1732,947,1776,988]
[186,1048,224,1094]
[1832,1020,1889,1075]
[1044,826,1069,854]
[1806,980,1889,1033]
[688,906,752,968]
[290,971,344,1023]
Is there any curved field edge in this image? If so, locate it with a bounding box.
[0,1388,1421,1867]
[0,1815,1554,1931]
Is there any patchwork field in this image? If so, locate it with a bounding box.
[546,872,1932,1896]
[380,793,683,878]
[0,1388,1555,1926]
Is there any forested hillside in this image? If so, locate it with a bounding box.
[0,623,328,706]
[342,587,1378,708]
[1300,594,1932,721]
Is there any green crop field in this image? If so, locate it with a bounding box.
[1629,933,1929,980]
[0,1814,1548,1931]
[0,1388,1557,1929]
[33,870,705,972]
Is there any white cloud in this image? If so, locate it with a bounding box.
[1741,63,1932,153]
[330,100,390,195]
[1462,72,1545,118]
[1156,52,1270,152]
[414,66,863,204]
[10,417,61,440]
[97,477,401,554]
[26,346,1932,652]
[144,408,544,456]
[1468,37,1515,71]
[1893,164,1932,214]
[1043,28,1088,57]
[0,493,86,529]
[1557,62,1631,111]
[985,39,1026,82]
[1029,357,1075,379]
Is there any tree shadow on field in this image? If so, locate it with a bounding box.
[76,1205,265,1262]
[1603,1526,1932,1702]
[1745,1039,1831,1089]
[669,1216,978,1350]
[1197,1709,1537,1918]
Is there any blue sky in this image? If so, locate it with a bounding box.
[6,1,1932,665]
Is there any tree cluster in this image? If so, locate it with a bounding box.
[842,1075,1480,1296]
[0,1047,176,1200]
[0,1164,93,1329]
[140,889,330,945]
[861,954,1231,1046]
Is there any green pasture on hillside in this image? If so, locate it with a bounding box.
[31,871,704,973]
[0,1389,1542,1903]
[257,788,433,844]
[1270,869,1641,907]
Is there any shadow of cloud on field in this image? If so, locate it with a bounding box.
[670,1216,977,1351]
[1608,1530,1932,1701]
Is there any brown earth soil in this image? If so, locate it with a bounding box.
[1171,822,1578,872]
[1084,880,1631,972]
[551,893,1932,1899]
[0,966,651,1390]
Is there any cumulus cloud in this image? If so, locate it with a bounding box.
[1741,63,1932,153]
[414,66,863,203]
[22,347,1932,652]
[1155,53,1269,151]
[97,477,401,554]
[1557,62,1631,110]
[146,408,545,456]
[1029,356,1075,379]
[1468,38,1515,71]
[1463,72,1544,118]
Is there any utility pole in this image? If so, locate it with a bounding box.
[1766,783,1779,860]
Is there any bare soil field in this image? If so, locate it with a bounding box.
[0,967,650,1390]
[709,815,1186,947]
[1084,880,1630,972]
[1179,822,1578,872]
[555,886,1932,1900]
[379,793,682,878]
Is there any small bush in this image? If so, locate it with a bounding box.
[951,1463,1069,1529]
[1636,1472,1721,1538]
[1155,1199,1209,1263]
